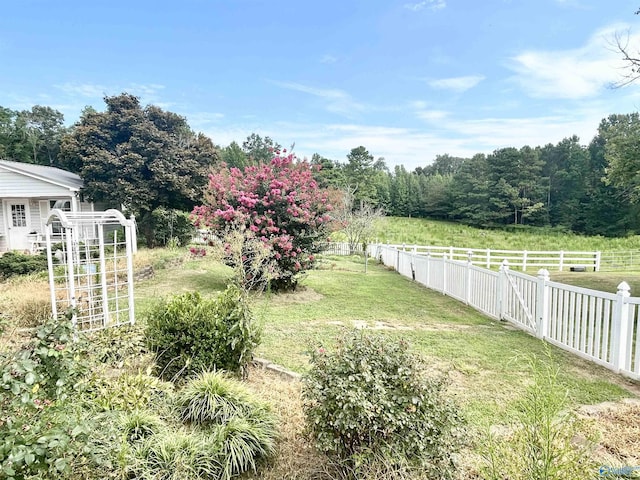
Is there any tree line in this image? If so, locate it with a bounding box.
[2,93,640,240]
[309,117,640,238]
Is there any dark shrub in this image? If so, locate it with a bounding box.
[0,251,48,279]
[149,208,196,248]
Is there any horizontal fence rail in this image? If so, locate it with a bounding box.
[383,244,601,272]
[369,243,640,381]
[599,250,640,271]
[319,242,364,256]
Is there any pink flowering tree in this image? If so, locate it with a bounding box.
[192,152,332,292]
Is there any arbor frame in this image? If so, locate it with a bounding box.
[45,209,136,331]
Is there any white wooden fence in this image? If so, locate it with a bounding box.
[385,244,601,272]
[371,244,640,380]
[319,242,364,256]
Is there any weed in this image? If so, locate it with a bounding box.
[478,351,598,480]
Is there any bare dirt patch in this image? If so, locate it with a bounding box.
[579,399,640,467]
[264,287,324,305]
[323,319,476,332]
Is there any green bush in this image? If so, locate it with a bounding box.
[145,285,261,381]
[0,251,48,279]
[303,330,464,479]
[88,371,174,412]
[0,316,95,479]
[87,323,148,369]
[148,207,197,248]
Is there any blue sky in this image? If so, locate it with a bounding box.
[2,0,640,170]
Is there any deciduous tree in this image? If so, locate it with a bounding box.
[59,93,218,246]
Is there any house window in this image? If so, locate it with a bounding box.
[11,204,27,227]
[50,200,71,211]
[49,200,71,234]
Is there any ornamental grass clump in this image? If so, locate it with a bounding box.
[175,370,253,425]
[176,371,276,478]
[303,330,464,480]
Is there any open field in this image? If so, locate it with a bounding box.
[370,216,640,253]
[366,216,640,294]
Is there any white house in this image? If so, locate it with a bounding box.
[0,160,95,252]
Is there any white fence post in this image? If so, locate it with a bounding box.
[486,248,491,269]
[426,252,431,288]
[536,269,550,339]
[497,259,509,320]
[595,251,601,272]
[522,250,528,271]
[559,250,565,272]
[614,281,631,372]
[443,253,448,295]
[129,215,138,254]
[465,250,473,305]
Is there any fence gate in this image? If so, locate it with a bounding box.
[501,264,537,333]
[45,209,136,332]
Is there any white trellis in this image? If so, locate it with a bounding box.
[45,209,136,332]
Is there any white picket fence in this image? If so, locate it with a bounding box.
[385,244,601,272]
[370,244,640,380]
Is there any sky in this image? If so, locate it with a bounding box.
[2,0,640,170]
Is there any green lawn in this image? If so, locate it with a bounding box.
[137,252,637,427]
[550,270,640,295]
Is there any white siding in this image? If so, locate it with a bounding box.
[0,170,77,197]
[80,202,94,212]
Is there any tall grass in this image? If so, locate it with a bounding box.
[0,274,51,328]
[372,217,640,252]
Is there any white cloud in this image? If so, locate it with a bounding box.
[404,0,446,12]
[320,54,337,64]
[54,82,165,100]
[553,0,585,7]
[55,83,109,98]
[272,81,364,115]
[200,102,621,171]
[186,112,225,130]
[428,75,485,93]
[416,109,450,122]
[509,23,640,99]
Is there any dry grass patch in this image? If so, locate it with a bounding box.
[581,399,640,467]
[261,287,324,306]
[0,274,51,328]
[244,365,327,480]
[243,364,487,480]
